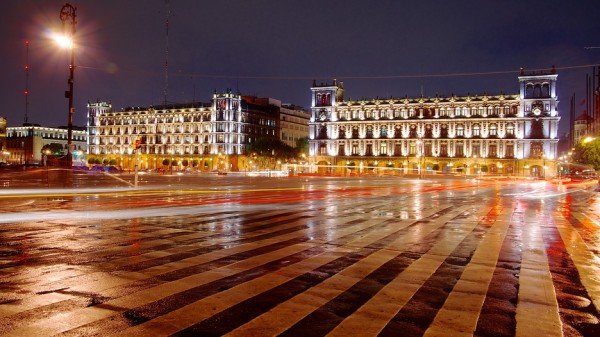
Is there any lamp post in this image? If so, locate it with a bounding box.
[58,3,77,167]
[542,154,547,179]
[416,139,423,179]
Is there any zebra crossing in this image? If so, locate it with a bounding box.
[0,182,599,336]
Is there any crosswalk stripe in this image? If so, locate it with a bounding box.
[515,210,562,337]
[0,206,400,335]
[224,206,473,337]
[325,205,493,337]
[422,202,512,337]
[556,213,600,314]
[108,206,460,337]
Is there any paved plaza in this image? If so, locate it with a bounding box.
[0,171,599,336]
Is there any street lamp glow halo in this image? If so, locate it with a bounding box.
[582,136,595,144]
[51,32,73,49]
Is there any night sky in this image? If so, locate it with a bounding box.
[1,0,599,134]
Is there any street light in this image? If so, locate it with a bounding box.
[542,154,546,179]
[416,139,424,179]
[51,33,73,49]
[57,3,77,167]
[582,136,595,144]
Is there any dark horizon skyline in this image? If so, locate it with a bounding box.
[1,0,599,134]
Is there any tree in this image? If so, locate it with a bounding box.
[162,159,170,167]
[41,143,64,156]
[573,138,600,170]
[296,137,309,154]
[191,159,198,167]
[102,159,109,165]
[246,137,298,159]
[108,159,117,166]
[182,159,189,167]
[87,158,100,165]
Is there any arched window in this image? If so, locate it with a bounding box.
[525,84,534,98]
[542,83,550,97]
[533,84,542,98]
[380,126,387,138]
[472,124,481,137]
[456,125,465,137]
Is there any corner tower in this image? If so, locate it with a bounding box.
[211,90,242,155]
[309,80,343,157]
[517,67,560,159]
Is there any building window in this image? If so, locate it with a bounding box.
[506,144,514,157]
[456,125,464,137]
[506,124,515,136]
[352,144,358,155]
[472,144,480,157]
[456,144,464,157]
[489,145,497,158]
[489,124,497,136]
[473,124,480,137]
[380,142,387,155]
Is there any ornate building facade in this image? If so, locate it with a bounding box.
[0,117,6,163]
[308,70,560,177]
[87,91,289,171]
[6,125,87,165]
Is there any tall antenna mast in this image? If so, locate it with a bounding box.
[163,0,171,105]
[24,40,30,124]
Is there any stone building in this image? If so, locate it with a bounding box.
[308,69,560,177]
[86,91,304,171]
[6,124,87,165]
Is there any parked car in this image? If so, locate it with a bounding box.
[106,165,122,174]
[89,165,122,174]
[90,165,104,172]
[570,169,598,181]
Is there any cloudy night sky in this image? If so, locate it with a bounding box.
[1,0,598,134]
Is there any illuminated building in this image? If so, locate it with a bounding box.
[309,69,560,177]
[279,103,310,147]
[572,112,593,144]
[0,117,6,162]
[6,124,87,165]
[86,91,303,171]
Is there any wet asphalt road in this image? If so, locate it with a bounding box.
[0,171,599,336]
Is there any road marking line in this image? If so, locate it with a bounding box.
[556,215,600,313]
[327,205,495,337]
[515,213,562,337]
[227,206,474,337]
[423,206,511,337]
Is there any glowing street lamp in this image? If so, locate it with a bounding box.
[582,136,595,144]
[51,33,73,49]
[57,3,77,167]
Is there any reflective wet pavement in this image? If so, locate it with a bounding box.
[0,174,599,336]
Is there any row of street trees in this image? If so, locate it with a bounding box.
[245,137,308,169]
[572,137,600,170]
